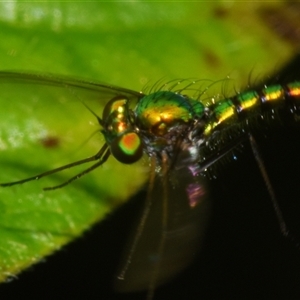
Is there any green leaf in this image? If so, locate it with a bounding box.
[0,0,298,285]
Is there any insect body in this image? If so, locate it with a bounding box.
[102,81,300,179]
[0,73,299,188]
[0,72,300,297]
[90,82,300,179]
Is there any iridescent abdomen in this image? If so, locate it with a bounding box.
[204,82,300,136]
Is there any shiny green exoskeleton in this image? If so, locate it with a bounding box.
[1,72,299,182]
[203,82,300,136]
[101,81,300,168]
[1,72,300,297]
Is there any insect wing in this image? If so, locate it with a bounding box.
[0,71,144,174]
[115,156,210,293]
[0,72,147,283]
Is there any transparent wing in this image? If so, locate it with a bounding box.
[0,71,144,164]
[0,71,143,103]
[115,153,210,293]
[0,71,147,283]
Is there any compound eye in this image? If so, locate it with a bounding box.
[110,132,143,164]
[102,97,128,122]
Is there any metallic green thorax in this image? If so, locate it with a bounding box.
[135,91,205,136]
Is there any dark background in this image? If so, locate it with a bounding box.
[1,55,300,300]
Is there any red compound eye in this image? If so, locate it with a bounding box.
[110,132,143,164]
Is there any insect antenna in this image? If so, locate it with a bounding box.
[81,101,104,126]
